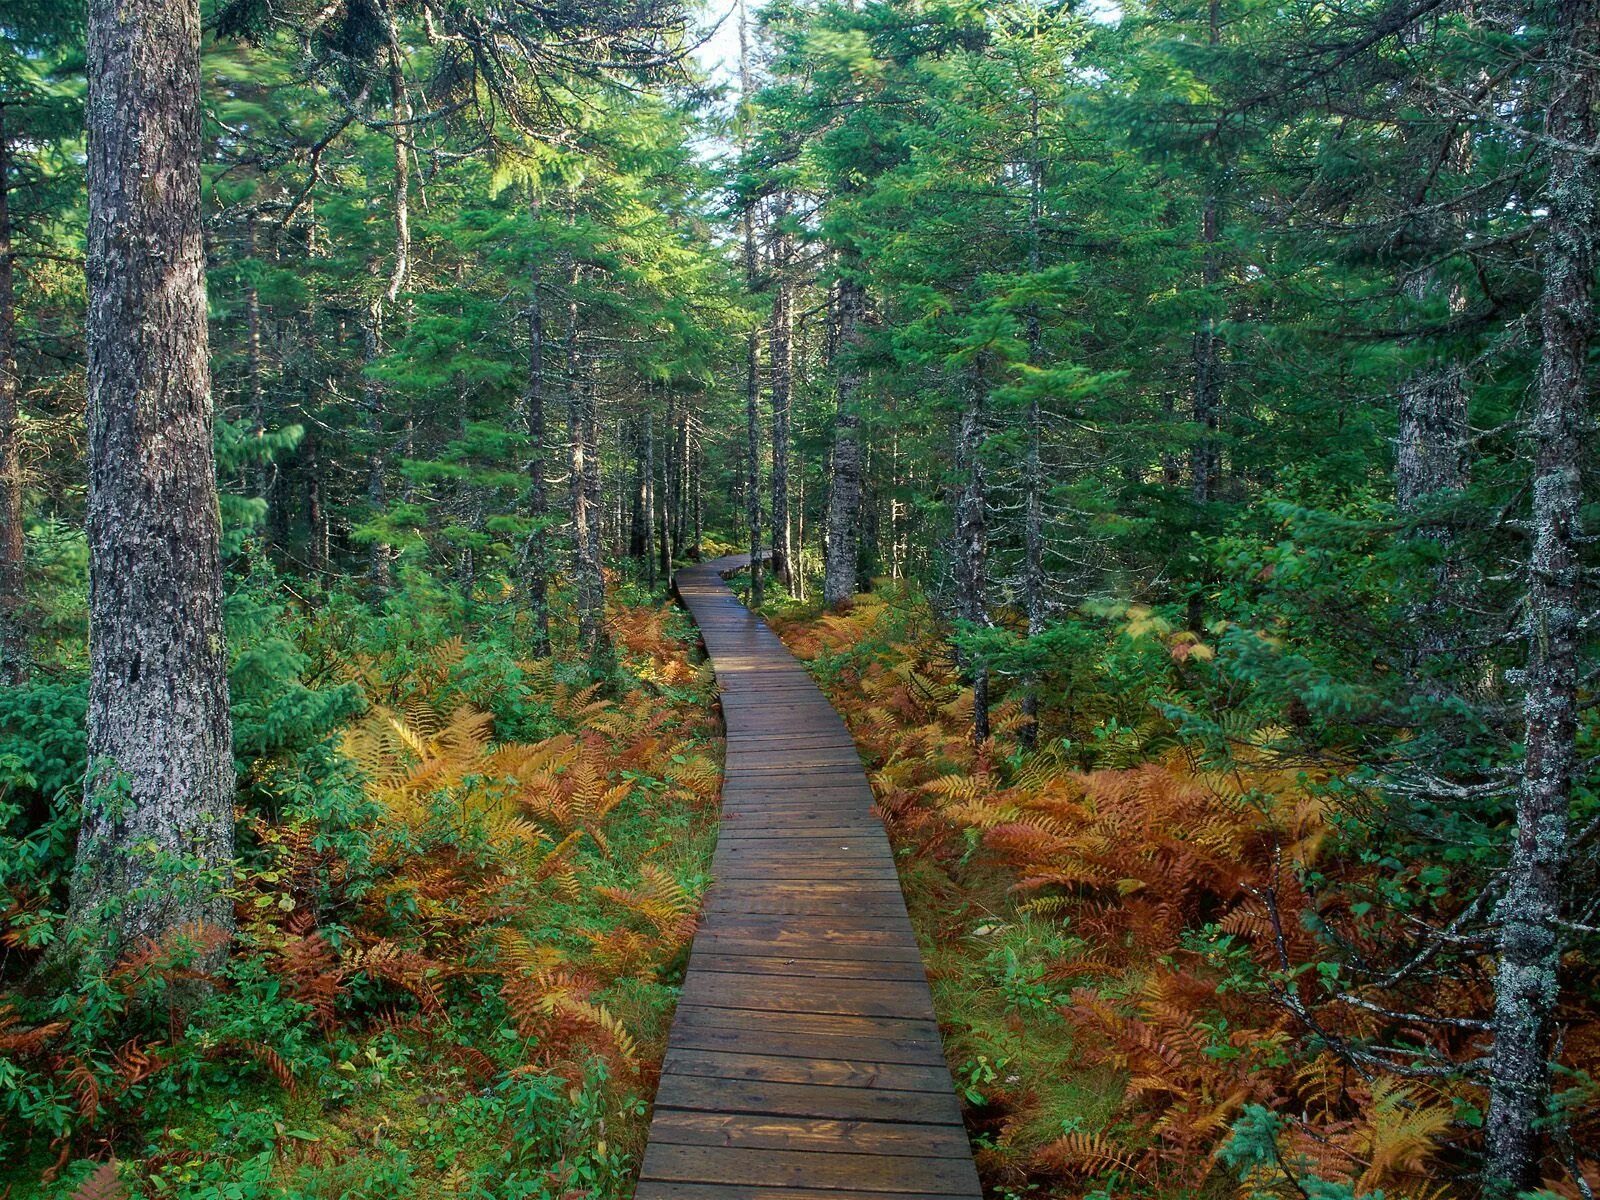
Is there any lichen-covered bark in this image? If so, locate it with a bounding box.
[1485,3,1598,1190]
[0,105,25,685]
[824,271,866,608]
[70,0,235,957]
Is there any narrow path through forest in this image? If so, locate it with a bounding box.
[635,555,982,1200]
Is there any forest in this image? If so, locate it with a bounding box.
[0,0,1597,1196]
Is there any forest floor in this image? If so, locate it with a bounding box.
[1,588,724,1199]
[766,584,1469,1200]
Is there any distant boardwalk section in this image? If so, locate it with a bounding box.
[636,554,982,1200]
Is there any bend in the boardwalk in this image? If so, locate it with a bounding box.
[636,555,981,1200]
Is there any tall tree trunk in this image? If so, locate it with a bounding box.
[739,4,763,603]
[1191,188,1223,508]
[363,300,390,594]
[1021,97,1045,749]
[521,189,551,655]
[0,104,24,685]
[1190,0,1224,522]
[693,429,704,558]
[744,216,763,604]
[824,271,866,607]
[1395,272,1469,678]
[306,432,327,575]
[675,406,690,553]
[769,192,794,592]
[70,0,235,958]
[952,372,990,743]
[658,404,674,582]
[565,275,604,657]
[244,215,267,528]
[583,363,605,646]
[629,416,646,560]
[363,50,411,597]
[1484,3,1598,1192]
[643,409,658,590]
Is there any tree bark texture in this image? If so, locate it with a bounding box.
[71,0,235,956]
[1485,3,1598,1190]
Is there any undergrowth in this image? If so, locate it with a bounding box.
[770,584,1588,1200]
[0,575,719,1198]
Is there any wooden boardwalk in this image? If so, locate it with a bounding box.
[636,556,982,1200]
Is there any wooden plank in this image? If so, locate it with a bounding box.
[663,1047,954,1091]
[639,1144,981,1195]
[636,1184,966,1200]
[652,1074,965,1125]
[649,1110,971,1157]
[680,972,938,1021]
[640,554,980,1199]
[671,1003,943,1045]
[669,1020,947,1066]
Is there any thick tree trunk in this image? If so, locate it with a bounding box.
[824,272,866,608]
[522,190,551,655]
[0,105,25,685]
[769,194,794,592]
[70,0,235,959]
[1484,4,1598,1192]
[952,373,990,743]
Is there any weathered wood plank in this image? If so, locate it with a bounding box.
[639,555,979,1197]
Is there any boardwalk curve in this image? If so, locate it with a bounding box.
[637,555,982,1200]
